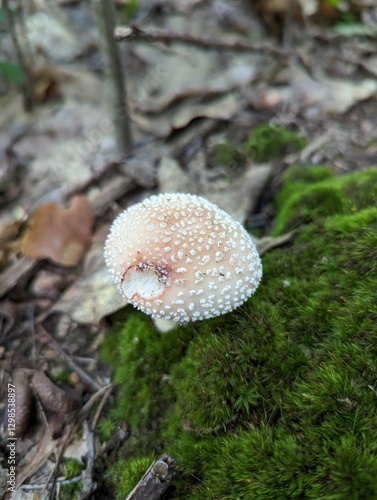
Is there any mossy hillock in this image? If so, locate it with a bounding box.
[103,166,377,499]
[274,166,377,234]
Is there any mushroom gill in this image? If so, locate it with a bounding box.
[104,193,262,322]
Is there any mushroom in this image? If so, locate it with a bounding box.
[104,193,262,323]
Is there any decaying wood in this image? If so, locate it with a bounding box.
[126,455,179,500]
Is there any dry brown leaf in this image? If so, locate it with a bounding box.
[9,369,34,438]
[21,195,94,267]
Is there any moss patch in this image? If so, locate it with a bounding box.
[244,123,306,163]
[106,454,155,500]
[102,166,377,498]
[212,142,242,169]
[274,166,377,234]
[101,313,194,456]
[59,458,84,499]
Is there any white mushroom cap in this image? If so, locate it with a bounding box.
[104,193,262,323]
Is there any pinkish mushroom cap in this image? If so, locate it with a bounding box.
[104,193,262,323]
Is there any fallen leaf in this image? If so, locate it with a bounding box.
[131,44,259,114]
[171,93,239,130]
[21,195,94,266]
[9,369,34,438]
[25,13,83,63]
[254,230,297,255]
[158,156,272,224]
[49,225,126,324]
[11,95,116,214]
[158,156,193,193]
[361,55,377,78]
[205,162,272,224]
[255,62,377,115]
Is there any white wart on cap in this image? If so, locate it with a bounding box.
[104,193,262,323]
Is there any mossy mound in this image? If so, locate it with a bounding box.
[274,166,377,234]
[103,166,377,499]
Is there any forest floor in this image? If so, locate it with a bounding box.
[1,0,377,498]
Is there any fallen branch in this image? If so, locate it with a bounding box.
[126,455,179,500]
[115,26,289,58]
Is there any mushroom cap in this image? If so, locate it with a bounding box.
[104,193,262,322]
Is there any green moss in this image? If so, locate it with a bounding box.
[103,166,377,499]
[63,458,83,479]
[212,142,241,169]
[244,123,306,163]
[52,368,72,385]
[274,166,377,234]
[59,459,84,499]
[101,314,194,454]
[98,417,117,442]
[286,164,335,184]
[106,455,155,500]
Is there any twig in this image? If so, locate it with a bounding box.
[77,383,115,422]
[3,0,36,110]
[78,421,96,499]
[21,476,82,491]
[46,384,113,498]
[39,324,103,393]
[126,455,179,500]
[91,384,114,430]
[90,0,133,155]
[115,26,289,57]
[283,0,295,50]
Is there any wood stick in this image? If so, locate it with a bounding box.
[126,455,179,500]
[90,0,133,155]
[115,25,289,58]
